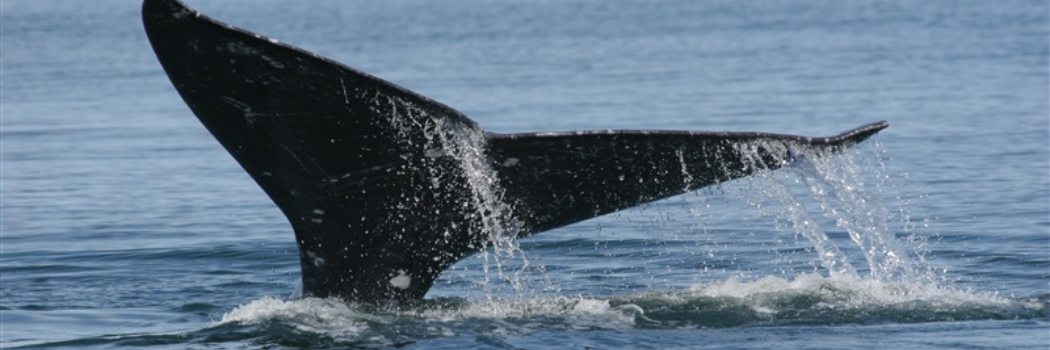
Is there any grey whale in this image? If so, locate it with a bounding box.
[142,0,888,304]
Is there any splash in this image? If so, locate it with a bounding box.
[398,102,530,298]
[612,273,1035,328]
[732,140,934,284]
[216,276,1040,341]
[792,144,922,282]
[220,297,371,337]
[215,295,640,345]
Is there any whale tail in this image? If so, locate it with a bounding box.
[143,0,887,303]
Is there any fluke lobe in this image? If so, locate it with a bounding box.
[142,0,888,304]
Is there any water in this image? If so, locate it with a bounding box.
[3,0,1048,348]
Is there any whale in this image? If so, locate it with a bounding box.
[143,0,888,304]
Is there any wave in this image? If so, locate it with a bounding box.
[199,273,1045,348]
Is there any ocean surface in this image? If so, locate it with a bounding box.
[2,0,1048,349]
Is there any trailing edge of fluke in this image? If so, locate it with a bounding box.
[142,0,888,304]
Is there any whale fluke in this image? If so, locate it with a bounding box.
[143,0,888,303]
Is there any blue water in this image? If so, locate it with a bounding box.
[3,0,1048,349]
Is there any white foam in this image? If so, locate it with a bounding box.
[216,272,1022,341]
[411,296,640,329]
[219,295,638,331]
[219,297,370,337]
[673,273,1011,313]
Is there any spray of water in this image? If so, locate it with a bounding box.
[426,118,531,297]
[731,140,939,287]
[361,90,532,299]
[427,125,936,300]
[398,107,531,299]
